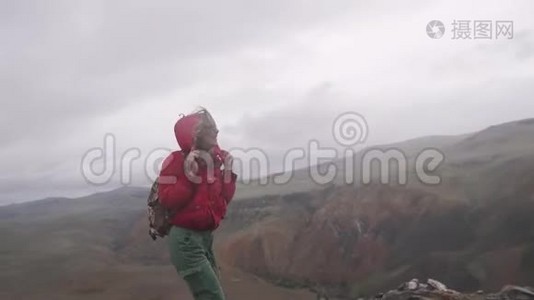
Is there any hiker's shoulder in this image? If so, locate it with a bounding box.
[170,150,185,157]
[161,150,186,167]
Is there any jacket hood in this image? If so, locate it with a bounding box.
[173,113,222,156]
[174,114,201,152]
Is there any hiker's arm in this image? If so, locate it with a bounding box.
[158,152,194,210]
[221,169,237,204]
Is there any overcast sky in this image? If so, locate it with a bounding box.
[1,0,533,204]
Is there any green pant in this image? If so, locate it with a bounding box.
[168,226,225,300]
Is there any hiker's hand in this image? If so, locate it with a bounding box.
[221,150,234,171]
[184,150,200,179]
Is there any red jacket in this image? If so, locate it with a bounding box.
[158,114,237,231]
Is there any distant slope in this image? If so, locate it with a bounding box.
[234,118,534,201]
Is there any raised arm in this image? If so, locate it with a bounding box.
[221,169,238,204]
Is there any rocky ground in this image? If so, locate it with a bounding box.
[315,279,534,300]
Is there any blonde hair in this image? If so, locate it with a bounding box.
[191,106,217,148]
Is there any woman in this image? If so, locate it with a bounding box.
[158,107,237,300]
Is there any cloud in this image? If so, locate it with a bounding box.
[1,0,533,204]
[0,0,361,147]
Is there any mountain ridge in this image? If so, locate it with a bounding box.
[1,117,533,299]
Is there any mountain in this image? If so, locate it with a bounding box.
[1,118,533,299]
[217,118,534,298]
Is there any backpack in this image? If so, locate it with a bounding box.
[147,178,174,240]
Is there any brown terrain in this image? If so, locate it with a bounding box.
[219,118,534,297]
[1,118,533,299]
[0,185,314,299]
